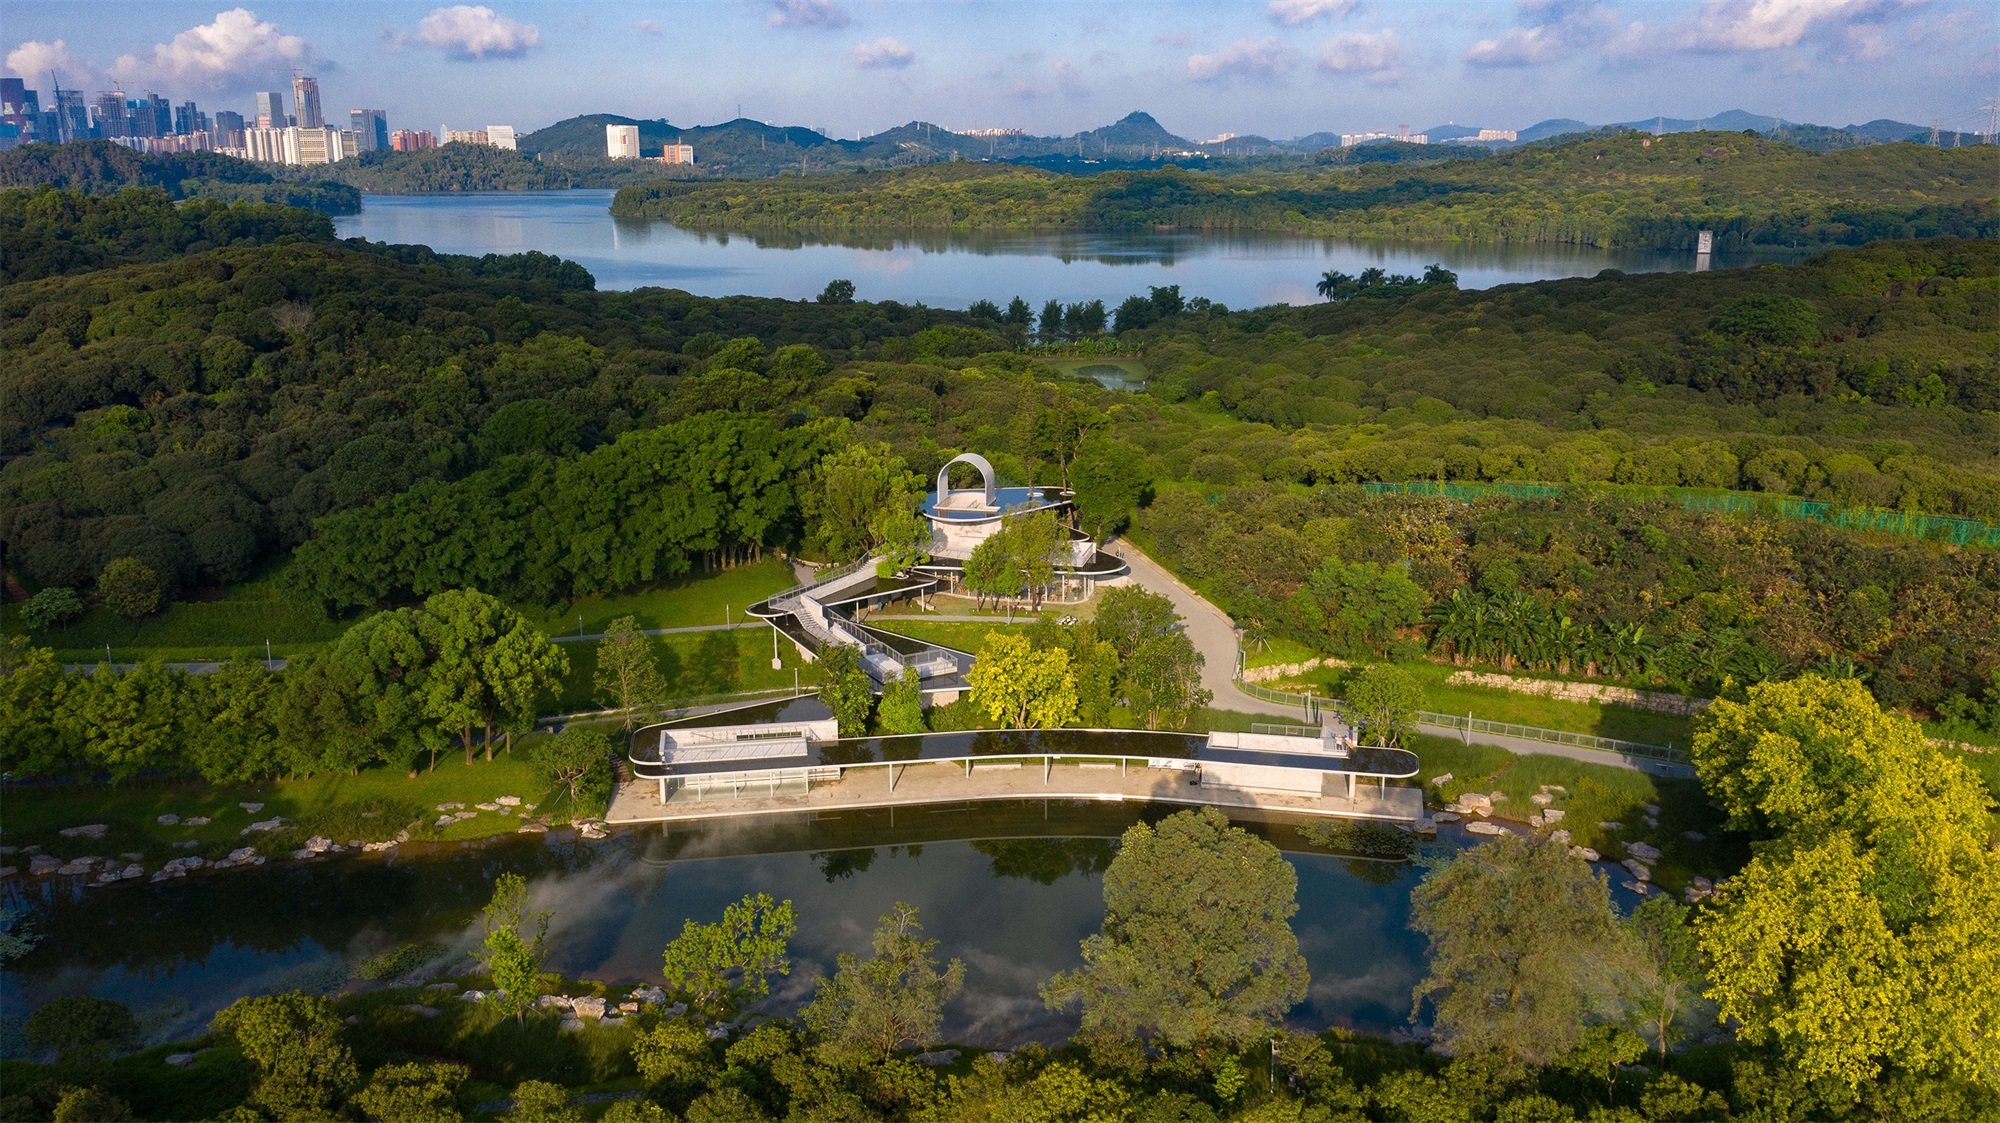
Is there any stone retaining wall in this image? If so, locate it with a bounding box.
[1241,656,1350,684]
[1444,671,1711,716]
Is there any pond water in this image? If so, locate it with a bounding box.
[2,803,1444,1048]
[333,191,1801,308]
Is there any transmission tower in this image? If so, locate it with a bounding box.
[1985,97,1999,143]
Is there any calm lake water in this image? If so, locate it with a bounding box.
[334,190,1796,308]
[2,803,1450,1049]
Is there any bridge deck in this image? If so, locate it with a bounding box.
[604,757,1424,826]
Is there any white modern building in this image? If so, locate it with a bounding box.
[606,123,640,159]
[486,125,517,150]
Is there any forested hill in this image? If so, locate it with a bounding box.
[0,140,361,215]
[611,131,1998,250]
[296,143,675,193]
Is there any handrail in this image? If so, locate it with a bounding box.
[768,555,877,611]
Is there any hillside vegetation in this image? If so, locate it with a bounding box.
[0,140,360,214]
[612,131,1998,250]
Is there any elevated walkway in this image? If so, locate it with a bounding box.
[749,557,966,689]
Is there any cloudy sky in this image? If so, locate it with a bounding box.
[6,1,1993,140]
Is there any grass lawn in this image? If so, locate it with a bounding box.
[1274,659,1697,748]
[13,558,796,664]
[2,751,564,869]
[1241,636,1323,670]
[1404,731,1744,891]
[865,619,1034,653]
[551,625,819,713]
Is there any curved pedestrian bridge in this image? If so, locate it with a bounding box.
[608,722,1425,828]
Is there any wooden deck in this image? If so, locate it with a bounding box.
[605,758,1425,827]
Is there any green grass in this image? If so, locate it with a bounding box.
[518,557,793,637]
[1278,659,1697,748]
[550,626,818,713]
[866,619,1034,653]
[12,558,795,665]
[1241,636,1323,670]
[1405,731,1742,890]
[1,752,558,866]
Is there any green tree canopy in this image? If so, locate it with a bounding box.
[803,902,966,1066]
[1044,807,1309,1049]
[661,893,799,1016]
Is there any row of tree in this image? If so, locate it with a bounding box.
[0,590,567,781]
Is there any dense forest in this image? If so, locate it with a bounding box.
[611,131,1998,250]
[2,189,1995,722]
[0,140,360,214]
[296,143,676,194]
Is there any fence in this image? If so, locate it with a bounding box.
[1232,661,1687,763]
[1358,481,2000,548]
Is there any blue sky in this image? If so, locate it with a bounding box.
[6,1,1994,140]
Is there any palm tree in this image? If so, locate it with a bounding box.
[1357,267,1387,289]
[1315,270,1353,301]
[1422,263,1459,288]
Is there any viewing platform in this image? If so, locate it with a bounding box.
[607,719,1425,828]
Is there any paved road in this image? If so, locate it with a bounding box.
[1111,539,1321,722]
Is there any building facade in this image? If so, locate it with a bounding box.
[391,129,437,151]
[606,123,640,159]
[351,109,388,152]
[291,75,323,129]
[657,142,695,165]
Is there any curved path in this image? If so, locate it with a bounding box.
[1112,539,1694,778]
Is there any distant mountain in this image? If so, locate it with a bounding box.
[1424,124,1484,142]
[1286,132,1343,151]
[1612,109,1779,134]
[1841,118,1930,142]
[1082,112,1192,150]
[1515,118,1591,143]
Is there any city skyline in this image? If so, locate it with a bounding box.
[3,1,1994,145]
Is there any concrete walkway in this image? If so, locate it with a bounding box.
[1111,539,1312,721]
[607,757,1424,826]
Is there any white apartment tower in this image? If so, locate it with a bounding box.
[607,124,640,159]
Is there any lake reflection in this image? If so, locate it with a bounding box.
[334,191,1802,308]
[2,803,1432,1047]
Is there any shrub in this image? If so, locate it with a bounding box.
[19,587,84,631]
[96,558,161,618]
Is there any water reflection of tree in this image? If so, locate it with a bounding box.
[972,838,1118,885]
[1339,858,1407,887]
[812,848,877,881]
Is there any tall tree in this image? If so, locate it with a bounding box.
[595,616,667,736]
[1409,835,1626,1065]
[1344,663,1425,746]
[1692,675,2000,1087]
[1093,586,1181,661]
[1125,632,1210,730]
[661,893,798,1016]
[1620,896,1708,1065]
[1043,808,1308,1050]
[477,873,551,1023]
[802,902,966,1066]
[966,631,1077,729]
[876,667,926,735]
[211,993,358,1121]
[816,644,875,737]
[531,728,614,821]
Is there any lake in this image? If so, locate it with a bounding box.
[1,803,1447,1049]
[334,191,1797,308]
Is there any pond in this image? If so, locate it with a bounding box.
[2,803,1445,1049]
[333,191,1804,309]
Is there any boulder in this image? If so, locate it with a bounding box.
[1621,859,1652,882]
[1458,793,1492,812]
[664,1002,689,1017]
[163,856,207,873]
[362,841,397,853]
[1690,876,1713,892]
[29,855,62,876]
[290,849,319,861]
[1620,879,1652,896]
[1542,808,1565,823]
[157,814,181,825]
[240,803,264,813]
[461,990,488,1002]
[578,824,609,840]
[1432,811,1460,823]
[496,796,522,806]
[1528,813,1544,829]
[1413,817,1438,836]
[1430,773,1454,787]
[1641,803,1661,816]
[1465,821,1505,836]
[559,1017,585,1032]
[59,824,109,839]
[1530,792,1554,806]
[1625,841,1663,862]
[150,868,185,883]
[600,1015,627,1029]
[56,859,100,876]
[1487,791,1507,803]
[629,986,669,1005]
[395,830,411,843]
[916,1049,961,1067]
[706,1025,731,1041]
[0,867,15,878]
[618,1002,639,1014]
[227,846,258,861]
[1569,846,1601,862]
[434,816,457,829]
[570,996,608,1019]
[475,802,500,812]
[517,823,549,834]
[240,818,288,835]
[436,802,465,811]
[536,995,574,1010]
[1548,829,1572,846]
[1543,784,1567,793]
[185,816,212,826]
[304,836,335,853]
[165,1052,200,1068]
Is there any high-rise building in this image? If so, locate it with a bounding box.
[291,74,323,129]
[350,109,388,151]
[390,129,436,151]
[212,109,245,143]
[255,90,287,129]
[0,78,25,116]
[54,88,90,143]
[137,93,171,137]
[94,90,129,137]
[173,101,202,135]
[443,127,489,145]
[606,123,640,159]
[485,124,517,150]
[657,142,695,165]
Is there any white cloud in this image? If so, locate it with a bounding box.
[1668,0,1918,53]
[768,0,852,30]
[1186,37,1296,82]
[1464,0,1618,66]
[4,38,105,87]
[849,36,915,70]
[1269,0,1358,27]
[416,5,542,60]
[106,8,314,90]
[1318,29,1405,84]
[635,19,662,36]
